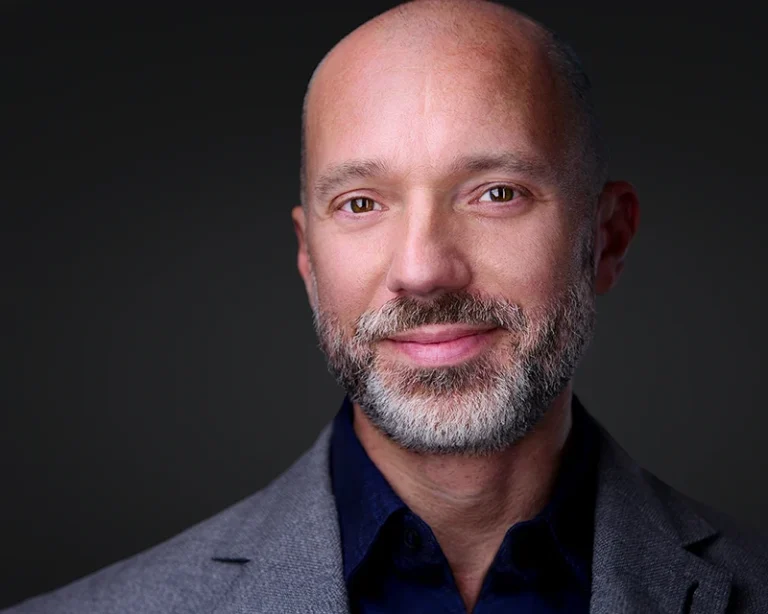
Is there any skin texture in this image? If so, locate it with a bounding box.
[292,0,639,609]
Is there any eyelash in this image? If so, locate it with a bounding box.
[335,184,528,213]
[476,184,529,202]
[337,197,383,214]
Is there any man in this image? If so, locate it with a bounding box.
[5,1,767,613]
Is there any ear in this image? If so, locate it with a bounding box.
[291,206,315,306]
[593,180,640,295]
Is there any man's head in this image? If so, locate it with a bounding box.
[292,0,639,455]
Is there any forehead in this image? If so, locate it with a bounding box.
[305,34,569,191]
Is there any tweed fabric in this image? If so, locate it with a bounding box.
[4,407,768,614]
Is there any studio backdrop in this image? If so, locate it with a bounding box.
[1,1,766,609]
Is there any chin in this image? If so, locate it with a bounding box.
[355,362,550,455]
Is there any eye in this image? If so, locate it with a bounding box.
[478,185,519,203]
[340,197,382,213]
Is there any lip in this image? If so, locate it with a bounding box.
[387,324,496,344]
[383,325,500,367]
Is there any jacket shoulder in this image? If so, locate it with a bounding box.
[646,466,768,561]
[2,488,266,614]
[642,464,768,612]
[590,409,768,614]
[2,425,335,614]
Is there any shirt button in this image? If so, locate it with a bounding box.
[404,527,422,550]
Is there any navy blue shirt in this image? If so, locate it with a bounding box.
[330,395,600,613]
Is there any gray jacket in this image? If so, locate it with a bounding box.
[5,412,768,614]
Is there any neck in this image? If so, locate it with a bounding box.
[353,384,574,611]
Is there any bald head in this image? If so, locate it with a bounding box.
[291,1,640,459]
[299,0,607,207]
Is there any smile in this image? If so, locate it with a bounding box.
[381,325,501,367]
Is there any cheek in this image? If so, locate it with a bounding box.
[470,208,575,306]
[308,228,392,319]
[308,205,580,321]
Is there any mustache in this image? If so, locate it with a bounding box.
[353,291,528,344]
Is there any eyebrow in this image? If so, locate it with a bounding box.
[312,152,553,202]
[314,159,390,202]
[449,152,552,179]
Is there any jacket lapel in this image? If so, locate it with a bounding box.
[207,409,734,614]
[211,424,350,614]
[588,415,733,614]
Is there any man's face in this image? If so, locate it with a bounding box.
[296,38,598,455]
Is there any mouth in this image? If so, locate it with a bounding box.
[381,324,501,367]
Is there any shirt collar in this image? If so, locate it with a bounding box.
[330,394,600,589]
[488,395,599,591]
[330,396,406,582]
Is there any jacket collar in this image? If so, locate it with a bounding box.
[210,404,732,614]
[586,412,732,614]
[209,423,347,614]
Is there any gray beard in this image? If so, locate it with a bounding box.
[310,229,597,456]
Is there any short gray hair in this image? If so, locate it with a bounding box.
[543,30,609,199]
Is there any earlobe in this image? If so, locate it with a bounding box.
[593,181,640,295]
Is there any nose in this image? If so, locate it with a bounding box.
[385,200,472,297]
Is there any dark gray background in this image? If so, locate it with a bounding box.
[1,0,766,609]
